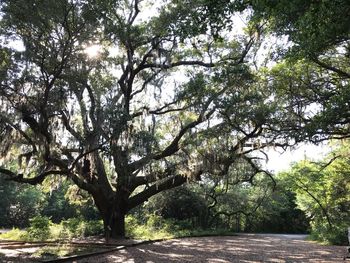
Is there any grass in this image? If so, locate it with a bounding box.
[0,225,237,243]
[125,215,237,240]
[0,227,103,261]
[0,216,238,261]
[0,218,104,242]
[32,244,100,261]
[0,228,28,241]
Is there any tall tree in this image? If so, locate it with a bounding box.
[279,142,350,244]
[244,0,350,143]
[0,0,278,238]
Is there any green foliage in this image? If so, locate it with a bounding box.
[0,217,103,241]
[125,214,237,240]
[0,0,269,239]
[32,243,101,261]
[247,187,309,233]
[64,185,100,221]
[152,0,237,40]
[0,176,46,228]
[0,176,100,228]
[125,214,174,240]
[133,170,309,235]
[247,0,350,143]
[41,183,79,223]
[246,0,350,55]
[33,245,82,261]
[310,221,349,246]
[280,142,350,245]
[27,216,52,241]
[48,218,103,240]
[144,186,207,223]
[59,218,103,239]
[265,59,350,142]
[0,228,27,240]
[2,0,349,240]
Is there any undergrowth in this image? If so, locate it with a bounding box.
[0,214,236,242]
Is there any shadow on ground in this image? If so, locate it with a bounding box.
[78,234,348,263]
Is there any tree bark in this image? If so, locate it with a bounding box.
[92,191,128,240]
[104,209,126,240]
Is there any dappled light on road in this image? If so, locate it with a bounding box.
[76,234,347,262]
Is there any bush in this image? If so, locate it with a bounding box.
[84,220,104,236]
[145,186,207,225]
[60,218,82,237]
[146,214,166,230]
[0,176,46,228]
[310,222,349,245]
[59,218,103,239]
[125,214,174,240]
[0,228,28,240]
[27,216,52,240]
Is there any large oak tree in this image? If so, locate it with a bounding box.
[0,0,279,238]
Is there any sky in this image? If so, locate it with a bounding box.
[264,143,331,173]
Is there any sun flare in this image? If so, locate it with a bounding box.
[84,44,101,58]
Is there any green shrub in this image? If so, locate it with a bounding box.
[0,228,28,240]
[325,226,348,245]
[146,214,166,230]
[27,216,52,240]
[59,218,103,239]
[83,220,104,236]
[61,218,82,237]
[310,222,349,245]
[125,214,174,240]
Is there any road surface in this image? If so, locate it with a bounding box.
[77,233,348,263]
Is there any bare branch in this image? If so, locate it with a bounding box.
[0,114,37,153]
[129,108,215,173]
[130,69,162,99]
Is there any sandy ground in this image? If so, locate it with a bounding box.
[76,234,349,263]
[0,234,349,262]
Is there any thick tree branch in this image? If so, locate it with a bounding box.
[127,174,187,211]
[60,110,84,141]
[0,114,37,153]
[85,84,97,128]
[0,167,67,185]
[129,108,215,173]
[128,0,140,25]
[311,56,350,79]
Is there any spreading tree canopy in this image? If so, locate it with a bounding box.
[2,0,349,239]
[245,0,350,142]
[0,0,281,238]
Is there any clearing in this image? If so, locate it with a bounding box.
[78,234,347,263]
[0,234,348,262]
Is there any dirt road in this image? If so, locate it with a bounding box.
[77,234,348,263]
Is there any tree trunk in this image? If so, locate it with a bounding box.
[236,214,241,232]
[104,210,126,240]
[92,192,128,240]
